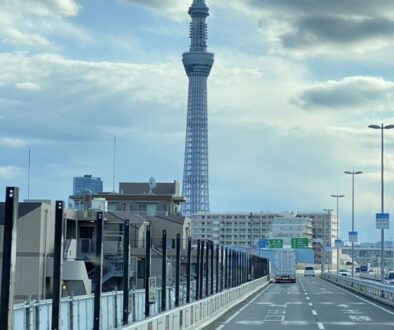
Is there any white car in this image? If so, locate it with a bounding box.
[304,266,315,277]
[338,268,352,277]
[384,271,394,284]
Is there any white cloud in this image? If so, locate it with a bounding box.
[0,166,22,179]
[0,137,30,148]
[15,82,42,91]
[0,0,86,49]
[121,0,188,21]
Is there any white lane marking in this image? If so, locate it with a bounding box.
[312,310,317,315]
[306,297,310,300]
[215,282,273,330]
[309,302,313,306]
[322,278,394,315]
[317,322,325,329]
[304,292,308,295]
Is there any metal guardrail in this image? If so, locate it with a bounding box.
[321,273,394,307]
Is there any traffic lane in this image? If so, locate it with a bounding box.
[206,280,321,330]
[298,275,394,329]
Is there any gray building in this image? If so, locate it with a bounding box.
[0,201,90,302]
[73,174,103,196]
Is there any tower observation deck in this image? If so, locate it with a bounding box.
[181,0,214,216]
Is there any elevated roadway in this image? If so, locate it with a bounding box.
[205,275,394,330]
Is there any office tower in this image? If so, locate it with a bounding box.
[73,174,103,196]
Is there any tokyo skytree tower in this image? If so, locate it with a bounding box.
[181,0,214,216]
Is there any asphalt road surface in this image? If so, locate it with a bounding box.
[205,276,394,330]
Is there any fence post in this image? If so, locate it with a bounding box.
[93,212,103,330]
[196,240,201,300]
[215,245,219,293]
[210,242,214,295]
[161,230,167,311]
[51,201,64,330]
[199,241,204,299]
[122,219,130,326]
[0,187,19,330]
[205,241,209,297]
[144,226,151,318]
[175,233,181,307]
[186,237,192,303]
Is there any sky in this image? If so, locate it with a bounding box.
[1,0,394,242]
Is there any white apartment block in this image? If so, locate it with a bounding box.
[191,211,338,267]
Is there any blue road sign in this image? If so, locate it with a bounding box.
[335,239,343,248]
[349,231,358,242]
[376,213,389,230]
[259,239,266,248]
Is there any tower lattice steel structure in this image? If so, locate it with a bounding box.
[182,0,214,216]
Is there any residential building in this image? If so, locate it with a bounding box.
[191,211,337,268]
[0,201,90,302]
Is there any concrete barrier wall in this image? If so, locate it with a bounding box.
[321,273,394,307]
[122,276,269,330]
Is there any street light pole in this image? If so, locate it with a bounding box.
[331,194,344,274]
[323,209,333,273]
[368,123,394,282]
[344,170,363,277]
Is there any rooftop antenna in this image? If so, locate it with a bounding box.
[112,135,116,193]
[27,147,31,200]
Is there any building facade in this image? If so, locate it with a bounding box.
[342,241,394,269]
[181,0,214,216]
[73,174,103,196]
[191,211,338,268]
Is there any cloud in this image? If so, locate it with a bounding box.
[0,166,22,179]
[15,82,42,91]
[240,0,394,57]
[296,76,394,110]
[0,0,85,49]
[121,0,188,21]
[0,52,186,143]
[0,137,30,148]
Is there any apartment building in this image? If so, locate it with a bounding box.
[191,211,337,267]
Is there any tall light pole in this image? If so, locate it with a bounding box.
[331,194,344,274]
[322,209,333,273]
[344,170,363,277]
[368,123,394,282]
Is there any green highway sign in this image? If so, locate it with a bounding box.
[266,239,283,248]
[291,238,309,248]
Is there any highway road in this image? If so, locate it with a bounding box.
[206,276,394,329]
